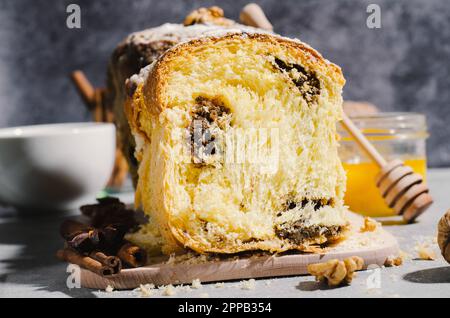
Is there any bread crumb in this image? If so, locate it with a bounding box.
[265,280,272,286]
[135,284,154,297]
[360,217,378,232]
[215,282,225,288]
[178,285,193,292]
[384,255,403,267]
[415,243,436,260]
[191,278,202,289]
[199,292,209,298]
[105,285,114,293]
[160,284,177,296]
[240,279,256,290]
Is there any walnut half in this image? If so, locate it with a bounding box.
[307,256,364,287]
[437,209,450,263]
[184,6,235,27]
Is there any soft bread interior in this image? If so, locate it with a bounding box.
[131,34,347,254]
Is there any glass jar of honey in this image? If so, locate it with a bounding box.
[338,113,428,217]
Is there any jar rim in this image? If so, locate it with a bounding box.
[344,112,427,130]
[349,112,425,121]
[339,112,428,139]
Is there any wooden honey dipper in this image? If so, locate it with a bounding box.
[240,3,273,31]
[341,114,433,222]
[240,3,433,222]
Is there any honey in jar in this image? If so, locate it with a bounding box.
[338,113,428,217]
[343,159,427,217]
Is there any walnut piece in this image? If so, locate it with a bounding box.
[437,209,450,264]
[307,256,364,287]
[184,6,235,27]
[360,217,378,233]
[384,255,403,267]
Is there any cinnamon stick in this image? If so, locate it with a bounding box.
[107,148,130,188]
[89,251,122,274]
[71,71,96,110]
[57,248,114,277]
[117,241,147,268]
[93,88,104,122]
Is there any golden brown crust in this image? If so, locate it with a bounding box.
[123,86,146,145]
[133,32,345,133]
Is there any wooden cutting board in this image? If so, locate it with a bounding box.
[80,213,399,289]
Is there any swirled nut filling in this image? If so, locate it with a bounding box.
[279,198,334,215]
[276,220,342,245]
[189,96,231,164]
[275,198,338,244]
[273,57,321,104]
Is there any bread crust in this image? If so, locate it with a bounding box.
[126,32,345,137]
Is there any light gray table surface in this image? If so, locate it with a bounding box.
[0,169,449,298]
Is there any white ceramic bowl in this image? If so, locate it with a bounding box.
[0,123,116,211]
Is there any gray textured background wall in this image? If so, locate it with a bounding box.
[0,0,449,166]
